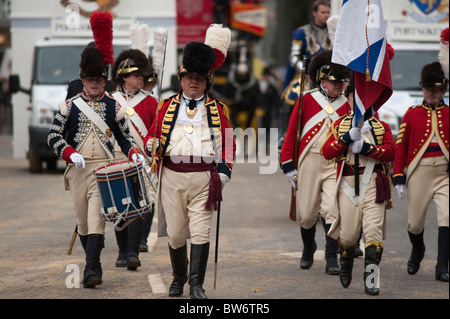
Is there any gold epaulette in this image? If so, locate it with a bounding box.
[158,97,171,111]
[368,117,385,144]
[217,100,230,121]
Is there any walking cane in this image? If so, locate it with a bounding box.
[213,201,221,290]
[67,225,78,255]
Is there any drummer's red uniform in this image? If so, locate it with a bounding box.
[392,98,449,234]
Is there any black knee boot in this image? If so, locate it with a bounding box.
[338,241,356,288]
[300,225,317,269]
[364,242,383,295]
[189,242,210,299]
[139,206,155,252]
[168,244,188,297]
[126,217,143,270]
[114,228,128,267]
[83,234,104,288]
[407,230,426,275]
[435,227,449,282]
[79,234,88,252]
[321,218,339,275]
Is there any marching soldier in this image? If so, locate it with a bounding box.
[321,80,396,295]
[144,26,235,299]
[280,50,351,275]
[110,47,158,270]
[393,61,449,282]
[47,11,144,288]
[279,0,332,147]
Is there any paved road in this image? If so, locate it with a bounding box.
[0,135,447,313]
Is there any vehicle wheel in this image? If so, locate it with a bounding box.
[29,147,43,173]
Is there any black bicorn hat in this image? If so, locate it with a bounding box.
[308,50,351,85]
[79,47,108,79]
[178,42,216,81]
[112,49,150,80]
[420,61,448,89]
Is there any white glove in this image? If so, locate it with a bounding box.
[395,184,404,199]
[219,173,230,190]
[361,120,372,135]
[146,138,159,154]
[349,127,362,142]
[70,152,85,168]
[132,153,145,167]
[285,170,298,189]
[351,139,363,154]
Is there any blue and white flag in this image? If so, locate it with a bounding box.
[332,0,393,126]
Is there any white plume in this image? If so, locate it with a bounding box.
[153,27,168,77]
[130,21,150,56]
[204,23,231,57]
[327,15,339,47]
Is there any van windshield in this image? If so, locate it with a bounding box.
[33,44,130,85]
[390,49,439,91]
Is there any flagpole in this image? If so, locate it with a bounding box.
[353,73,360,197]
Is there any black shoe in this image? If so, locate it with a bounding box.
[170,276,188,297]
[83,275,102,288]
[127,256,141,270]
[436,272,449,282]
[115,253,127,267]
[139,244,148,252]
[190,283,207,299]
[325,265,340,275]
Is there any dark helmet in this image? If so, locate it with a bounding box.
[308,50,351,85]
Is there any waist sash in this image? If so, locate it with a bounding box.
[163,156,222,210]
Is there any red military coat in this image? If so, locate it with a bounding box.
[280,89,351,173]
[144,93,236,178]
[322,114,396,181]
[393,99,449,186]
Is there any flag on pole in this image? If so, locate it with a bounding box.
[331,0,393,126]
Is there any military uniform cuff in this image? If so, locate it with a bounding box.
[281,159,295,174]
[392,175,406,186]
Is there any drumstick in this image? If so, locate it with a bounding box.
[67,225,78,255]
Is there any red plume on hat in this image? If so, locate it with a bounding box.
[439,27,449,78]
[204,24,231,71]
[90,10,114,65]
